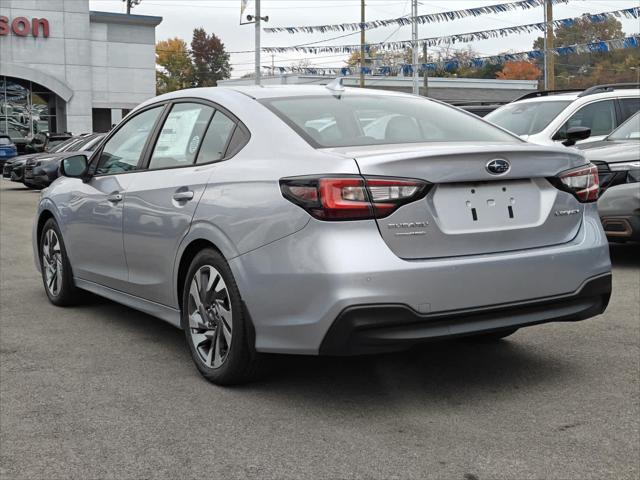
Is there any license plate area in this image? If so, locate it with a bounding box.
[432,179,545,233]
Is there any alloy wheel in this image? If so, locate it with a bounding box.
[42,228,63,297]
[187,265,233,368]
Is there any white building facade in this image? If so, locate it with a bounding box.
[0,0,161,140]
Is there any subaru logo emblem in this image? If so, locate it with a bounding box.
[486,159,510,175]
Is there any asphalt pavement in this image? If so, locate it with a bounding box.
[1,179,638,480]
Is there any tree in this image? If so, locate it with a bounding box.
[533,17,624,51]
[191,28,232,87]
[496,60,542,80]
[531,16,638,87]
[155,38,194,94]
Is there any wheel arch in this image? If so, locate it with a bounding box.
[175,238,224,311]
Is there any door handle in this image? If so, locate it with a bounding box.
[107,192,123,203]
[173,190,194,201]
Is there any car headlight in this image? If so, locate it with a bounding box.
[609,160,640,172]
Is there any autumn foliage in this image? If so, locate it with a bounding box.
[496,61,542,80]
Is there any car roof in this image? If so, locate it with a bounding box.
[513,88,640,104]
[223,85,411,100]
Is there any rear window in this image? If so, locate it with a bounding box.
[261,95,518,148]
[485,100,571,136]
[0,137,12,145]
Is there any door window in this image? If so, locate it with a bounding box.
[554,100,616,140]
[148,103,214,170]
[195,111,236,164]
[619,98,640,122]
[95,107,162,175]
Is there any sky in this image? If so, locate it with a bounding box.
[88,0,640,78]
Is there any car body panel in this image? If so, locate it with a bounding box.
[52,174,135,290]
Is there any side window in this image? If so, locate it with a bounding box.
[554,100,616,140]
[148,103,214,170]
[225,125,250,158]
[619,98,640,123]
[96,107,162,175]
[196,111,236,164]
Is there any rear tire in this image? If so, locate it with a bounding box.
[181,248,259,385]
[464,328,518,342]
[39,218,81,306]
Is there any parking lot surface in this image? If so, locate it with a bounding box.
[1,179,639,480]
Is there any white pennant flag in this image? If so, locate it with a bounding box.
[240,0,250,16]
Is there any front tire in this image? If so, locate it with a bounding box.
[182,249,258,385]
[39,218,81,306]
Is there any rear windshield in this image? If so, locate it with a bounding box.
[261,95,518,148]
[485,100,571,136]
[0,137,12,145]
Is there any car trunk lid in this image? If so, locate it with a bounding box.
[326,142,588,259]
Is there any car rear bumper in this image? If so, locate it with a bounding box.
[230,204,611,355]
[320,273,611,355]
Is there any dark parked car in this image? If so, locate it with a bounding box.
[24,133,105,189]
[0,135,18,165]
[3,134,98,185]
[577,112,640,242]
[24,132,73,154]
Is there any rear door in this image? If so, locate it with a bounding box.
[122,101,240,305]
[339,143,586,259]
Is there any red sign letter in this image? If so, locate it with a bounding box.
[11,17,30,36]
[0,16,9,36]
[31,18,49,38]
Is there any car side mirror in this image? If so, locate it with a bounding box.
[562,126,591,147]
[59,154,89,180]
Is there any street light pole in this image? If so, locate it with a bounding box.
[543,0,555,90]
[360,0,365,88]
[255,0,261,85]
[411,0,419,95]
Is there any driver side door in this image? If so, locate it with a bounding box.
[62,105,165,291]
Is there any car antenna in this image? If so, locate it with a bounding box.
[325,77,345,95]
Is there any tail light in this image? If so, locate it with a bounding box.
[551,164,599,202]
[280,175,430,221]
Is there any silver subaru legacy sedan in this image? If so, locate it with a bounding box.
[33,85,612,385]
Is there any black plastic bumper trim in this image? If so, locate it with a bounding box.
[319,273,612,356]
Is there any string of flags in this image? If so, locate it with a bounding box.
[264,0,569,34]
[261,7,640,54]
[262,35,640,76]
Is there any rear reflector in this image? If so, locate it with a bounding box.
[552,164,599,202]
[280,175,430,221]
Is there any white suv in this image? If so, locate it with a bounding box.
[485,84,639,146]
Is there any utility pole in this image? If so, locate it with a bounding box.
[423,43,429,97]
[255,0,261,85]
[245,0,268,86]
[411,0,419,95]
[544,0,555,90]
[360,0,365,88]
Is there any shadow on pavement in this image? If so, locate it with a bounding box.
[62,292,577,409]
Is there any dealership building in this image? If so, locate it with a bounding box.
[0,0,161,141]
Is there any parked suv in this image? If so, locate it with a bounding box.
[578,112,640,242]
[485,83,639,146]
